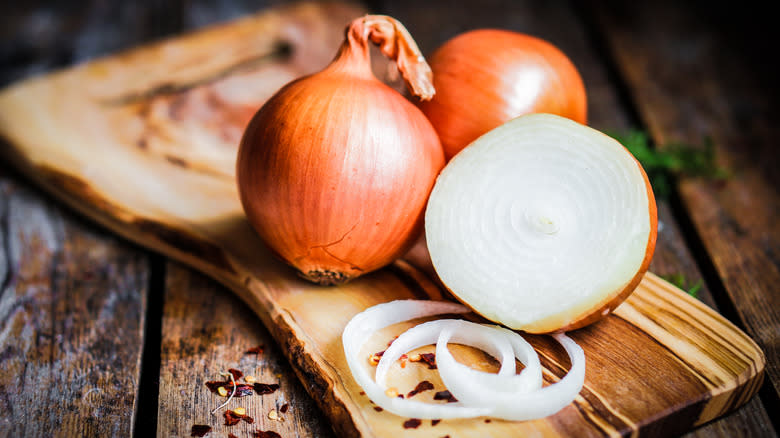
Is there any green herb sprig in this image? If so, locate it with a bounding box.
[662,273,704,299]
[607,130,729,197]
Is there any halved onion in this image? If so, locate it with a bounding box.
[342,300,585,421]
[425,114,657,333]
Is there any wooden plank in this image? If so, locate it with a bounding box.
[156,262,335,437]
[0,172,149,436]
[589,0,780,400]
[0,3,765,436]
[0,0,163,436]
[378,0,775,436]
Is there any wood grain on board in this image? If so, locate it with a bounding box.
[0,175,149,436]
[589,0,780,399]
[157,262,335,438]
[0,1,768,437]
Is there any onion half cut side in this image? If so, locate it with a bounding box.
[342,300,585,421]
[425,113,657,333]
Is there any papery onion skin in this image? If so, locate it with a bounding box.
[237,16,444,285]
[418,29,587,160]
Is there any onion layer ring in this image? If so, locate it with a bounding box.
[342,300,585,420]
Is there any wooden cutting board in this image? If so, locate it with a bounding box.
[0,3,765,437]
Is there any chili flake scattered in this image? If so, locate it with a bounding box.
[484,419,492,423]
[431,419,441,426]
[253,431,281,438]
[253,383,280,395]
[228,368,244,380]
[433,390,458,403]
[374,406,383,412]
[224,410,242,426]
[403,418,422,429]
[406,380,434,398]
[190,424,212,437]
[205,381,254,398]
[280,403,289,414]
[245,345,265,355]
[419,352,437,369]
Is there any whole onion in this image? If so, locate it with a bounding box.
[418,29,587,160]
[237,15,444,285]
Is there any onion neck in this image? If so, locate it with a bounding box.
[330,15,435,100]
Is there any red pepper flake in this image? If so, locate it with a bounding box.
[245,345,265,355]
[224,410,242,426]
[433,390,458,403]
[431,419,441,426]
[374,406,383,412]
[228,434,239,438]
[387,335,399,346]
[419,352,437,369]
[280,403,289,413]
[403,418,422,429]
[484,419,492,423]
[243,415,255,424]
[253,383,280,395]
[190,424,212,437]
[228,368,244,380]
[205,381,254,397]
[407,380,434,398]
[253,431,281,438]
[359,391,366,396]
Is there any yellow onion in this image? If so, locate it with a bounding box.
[418,29,587,160]
[237,15,444,285]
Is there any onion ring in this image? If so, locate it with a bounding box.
[342,300,491,419]
[342,300,585,421]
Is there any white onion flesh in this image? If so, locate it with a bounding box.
[342,300,491,419]
[433,324,544,407]
[438,331,584,420]
[342,300,585,421]
[425,113,654,333]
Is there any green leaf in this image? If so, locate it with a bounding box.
[661,273,704,299]
[606,129,729,198]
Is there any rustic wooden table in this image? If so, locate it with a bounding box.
[0,0,777,437]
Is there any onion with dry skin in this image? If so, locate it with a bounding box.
[425,114,657,333]
[418,29,587,160]
[237,15,444,285]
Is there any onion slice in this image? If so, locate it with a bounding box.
[375,319,523,383]
[431,324,543,408]
[343,300,586,421]
[342,300,492,419]
[437,331,585,420]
